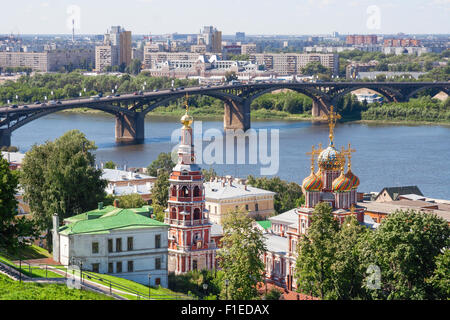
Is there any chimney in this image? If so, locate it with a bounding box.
[124,164,127,171]
[113,199,119,208]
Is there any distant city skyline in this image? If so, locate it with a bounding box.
[1,0,450,36]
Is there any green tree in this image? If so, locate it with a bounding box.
[427,249,450,299]
[151,170,170,208]
[126,59,142,75]
[147,152,175,177]
[115,194,147,208]
[218,209,266,300]
[246,175,303,214]
[301,61,330,76]
[152,203,166,223]
[20,130,107,250]
[329,215,369,299]
[224,71,238,82]
[202,168,217,182]
[295,202,339,299]
[360,210,450,299]
[0,159,35,251]
[104,161,117,169]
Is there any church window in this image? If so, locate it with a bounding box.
[116,262,122,273]
[108,239,113,253]
[155,257,161,270]
[193,186,201,197]
[127,261,134,272]
[92,263,99,273]
[108,263,113,273]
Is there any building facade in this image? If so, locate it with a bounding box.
[52,204,169,287]
[165,101,217,274]
[204,177,275,225]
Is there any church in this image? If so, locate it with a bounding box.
[262,106,365,291]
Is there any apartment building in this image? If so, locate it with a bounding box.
[0,49,95,72]
[250,53,339,75]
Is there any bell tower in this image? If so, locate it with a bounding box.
[166,94,216,274]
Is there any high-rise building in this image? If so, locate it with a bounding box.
[95,26,132,71]
[166,100,217,274]
[346,34,378,45]
[197,26,222,53]
[235,32,245,43]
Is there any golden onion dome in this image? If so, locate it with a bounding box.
[302,171,323,192]
[345,169,360,189]
[318,144,345,171]
[332,171,353,193]
[180,112,193,128]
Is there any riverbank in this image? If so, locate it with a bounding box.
[59,107,450,126]
[60,107,313,121]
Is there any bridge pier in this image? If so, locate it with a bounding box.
[115,112,145,143]
[0,129,11,148]
[223,99,250,131]
[312,98,330,118]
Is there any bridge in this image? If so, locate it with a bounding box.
[0,81,448,147]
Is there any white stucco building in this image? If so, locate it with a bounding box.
[52,204,169,287]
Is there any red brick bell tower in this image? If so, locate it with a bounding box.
[165,96,216,274]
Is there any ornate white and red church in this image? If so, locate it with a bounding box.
[165,98,217,274]
[262,106,365,290]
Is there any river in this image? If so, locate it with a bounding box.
[10,112,450,200]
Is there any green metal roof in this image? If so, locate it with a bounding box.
[59,205,167,235]
[256,220,272,230]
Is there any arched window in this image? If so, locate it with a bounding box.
[171,207,177,219]
[171,186,177,197]
[193,186,201,197]
[180,186,189,197]
[193,208,201,220]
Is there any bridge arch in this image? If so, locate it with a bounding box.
[405,85,450,100]
[4,104,133,133]
[330,85,403,105]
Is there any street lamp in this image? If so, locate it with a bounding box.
[148,274,152,299]
[224,279,229,300]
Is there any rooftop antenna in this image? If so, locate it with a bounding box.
[72,19,75,43]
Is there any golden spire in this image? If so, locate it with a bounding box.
[184,93,189,113]
[180,93,193,128]
[321,105,341,146]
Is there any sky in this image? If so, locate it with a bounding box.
[1,0,449,35]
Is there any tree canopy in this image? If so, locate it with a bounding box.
[218,209,266,300]
[20,130,107,249]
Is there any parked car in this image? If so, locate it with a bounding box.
[23,105,28,108]
[11,104,18,108]
[34,101,41,104]
[115,94,121,97]
[56,100,62,104]
[133,91,138,95]
[153,89,159,92]
[90,95,100,100]
[49,100,57,105]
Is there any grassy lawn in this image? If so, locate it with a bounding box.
[0,245,63,278]
[0,273,114,300]
[0,245,51,261]
[60,268,192,300]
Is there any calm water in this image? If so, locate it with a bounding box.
[11,113,450,200]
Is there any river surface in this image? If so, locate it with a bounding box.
[10,112,450,200]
